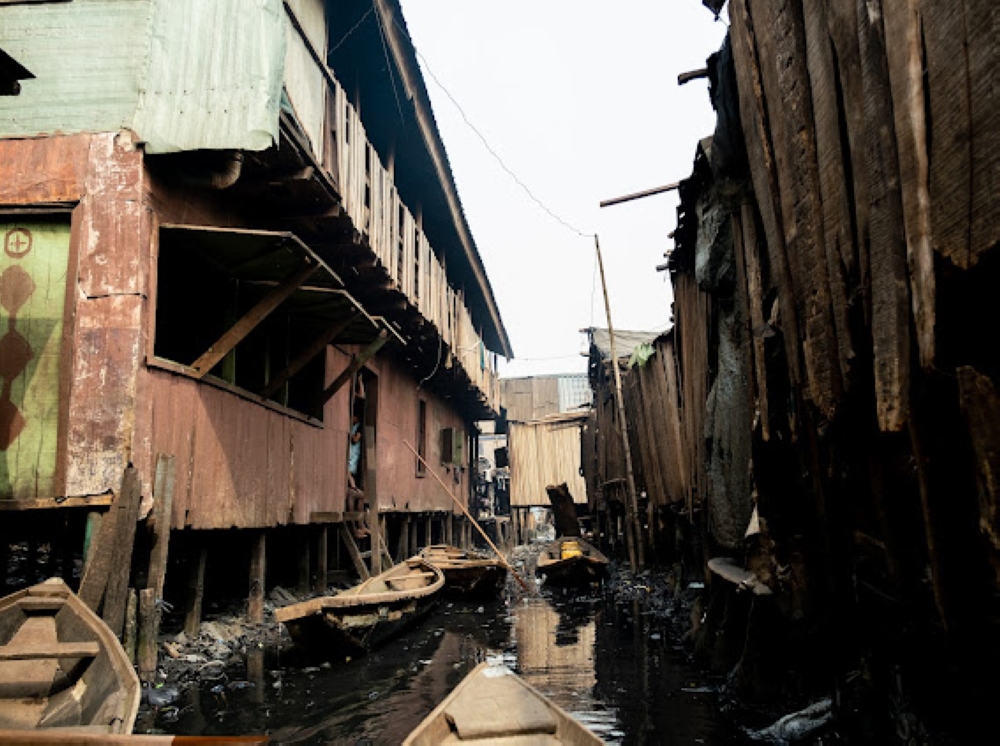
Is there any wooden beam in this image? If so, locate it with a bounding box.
[137,588,157,683]
[248,532,266,623]
[190,260,318,378]
[678,67,709,85]
[599,182,680,209]
[259,310,358,400]
[311,329,388,416]
[0,495,113,511]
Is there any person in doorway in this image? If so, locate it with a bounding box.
[348,414,368,538]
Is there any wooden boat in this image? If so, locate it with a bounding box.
[0,731,270,743]
[536,538,609,587]
[0,577,140,734]
[403,661,603,745]
[419,545,508,600]
[274,557,444,654]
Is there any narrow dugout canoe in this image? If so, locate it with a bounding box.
[419,545,508,600]
[0,577,140,734]
[536,538,609,587]
[274,558,444,654]
[403,661,603,745]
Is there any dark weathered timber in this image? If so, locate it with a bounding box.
[183,546,208,637]
[248,531,266,623]
[102,466,143,637]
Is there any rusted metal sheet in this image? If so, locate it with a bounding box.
[0,134,91,204]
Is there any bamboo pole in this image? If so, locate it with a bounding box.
[594,234,644,571]
[403,440,530,592]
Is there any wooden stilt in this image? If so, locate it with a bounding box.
[147,454,176,601]
[425,515,433,548]
[247,646,265,704]
[445,514,454,546]
[184,545,207,637]
[82,511,102,567]
[397,516,409,561]
[409,517,418,556]
[315,525,328,594]
[137,588,157,682]
[365,425,381,577]
[248,531,266,623]
[123,589,138,664]
[97,466,143,636]
[298,530,311,594]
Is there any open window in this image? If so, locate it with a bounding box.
[153,225,396,420]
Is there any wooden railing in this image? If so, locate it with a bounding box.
[282,2,499,412]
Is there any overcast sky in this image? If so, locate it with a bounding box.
[399,2,728,378]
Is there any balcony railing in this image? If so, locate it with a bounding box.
[283,2,499,412]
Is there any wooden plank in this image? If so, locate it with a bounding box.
[101,466,143,637]
[0,640,100,661]
[311,330,389,416]
[0,495,114,511]
[248,531,266,623]
[259,309,358,400]
[339,523,370,580]
[858,0,911,432]
[147,454,176,600]
[190,260,318,378]
[183,545,207,637]
[123,589,138,664]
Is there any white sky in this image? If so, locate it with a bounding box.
[399,2,728,378]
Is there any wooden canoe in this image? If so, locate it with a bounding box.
[0,577,140,734]
[419,545,508,600]
[403,661,603,745]
[274,557,444,654]
[536,538,609,587]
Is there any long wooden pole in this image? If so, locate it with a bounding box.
[594,234,644,571]
[403,440,530,592]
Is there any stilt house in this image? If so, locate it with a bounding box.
[0,0,510,645]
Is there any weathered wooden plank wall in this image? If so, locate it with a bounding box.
[508,416,588,508]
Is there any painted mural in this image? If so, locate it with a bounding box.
[0,220,70,499]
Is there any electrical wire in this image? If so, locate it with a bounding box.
[417,333,443,389]
[373,0,407,127]
[328,6,374,58]
[390,15,594,240]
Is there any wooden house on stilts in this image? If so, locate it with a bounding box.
[0,0,510,675]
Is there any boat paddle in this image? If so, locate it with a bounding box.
[403,440,531,593]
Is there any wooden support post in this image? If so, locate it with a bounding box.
[191,260,317,378]
[445,514,454,546]
[98,466,143,637]
[397,515,410,561]
[315,525,328,594]
[298,531,311,594]
[365,425,381,577]
[184,545,208,637]
[137,588,157,683]
[409,517,418,557]
[248,531,266,623]
[339,524,370,580]
[82,511,102,567]
[147,454,176,601]
[425,515,433,548]
[247,646,265,704]
[123,589,138,664]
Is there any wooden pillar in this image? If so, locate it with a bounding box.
[425,515,433,548]
[100,466,143,637]
[148,454,176,601]
[409,518,418,556]
[123,589,138,664]
[397,516,410,561]
[365,425,381,577]
[445,514,454,546]
[184,545,208,636]
[137,589,157,682]
[297,531,311,594]
[82,511,102,567]
[248,531,266,623]
[247,646,265,704]
[315,526,328,594]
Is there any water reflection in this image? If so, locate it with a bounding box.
[145,585,749,744]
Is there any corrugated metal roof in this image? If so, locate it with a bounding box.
[0,0,151,137]
[0,0,283,153]
[132,0,284,153]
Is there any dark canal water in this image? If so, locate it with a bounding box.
[142,569,752,744]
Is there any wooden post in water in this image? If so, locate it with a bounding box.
[594,234,643,571]
[137,588,157,682]
[445,513,454,545]
[315,525,328,594]
[409,517,418,556]
[298,531,311,594]
[248,531,266,623]
[184,545,208,637]
[365,425,381,577]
